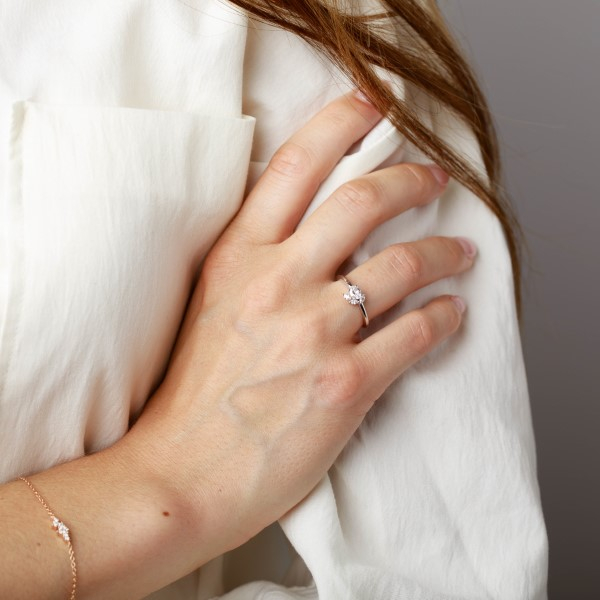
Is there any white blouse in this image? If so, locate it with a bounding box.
[0,1,548,598]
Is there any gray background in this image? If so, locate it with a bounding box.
[439,2,599,598]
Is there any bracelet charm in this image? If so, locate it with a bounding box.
[19,476,77,600]
[52,516,71,542]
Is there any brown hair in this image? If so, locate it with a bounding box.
[230,0,523,311]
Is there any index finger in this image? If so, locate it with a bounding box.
[232,91,383,245]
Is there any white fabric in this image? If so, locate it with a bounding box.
[0,1,548,599]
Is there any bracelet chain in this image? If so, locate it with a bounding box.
[19,476,77,600]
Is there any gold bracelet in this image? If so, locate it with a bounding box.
[19,476,77,600]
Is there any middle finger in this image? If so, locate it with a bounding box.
[286,162,449,277]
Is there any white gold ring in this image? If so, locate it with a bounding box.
[338,275,369,327]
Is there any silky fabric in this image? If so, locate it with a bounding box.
[0,1,548,599]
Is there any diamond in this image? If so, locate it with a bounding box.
[343,285,365,305]
[52,517,70,542]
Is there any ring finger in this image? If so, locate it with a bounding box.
[331,236,477,332]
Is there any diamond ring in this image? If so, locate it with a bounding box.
[338,275,369,327]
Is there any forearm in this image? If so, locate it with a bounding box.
[0,435,224,600]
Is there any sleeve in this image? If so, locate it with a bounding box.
[280,110,551,600]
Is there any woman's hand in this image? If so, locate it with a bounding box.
[0,91,476,600]
[129,91,476,557]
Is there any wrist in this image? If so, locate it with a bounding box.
[17,437,209,598]
[119,407,253,564]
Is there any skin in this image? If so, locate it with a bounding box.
[0,91,476,599]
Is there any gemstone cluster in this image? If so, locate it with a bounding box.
[52,516,71,542]
[343,285,366,306]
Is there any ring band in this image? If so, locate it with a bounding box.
[338,275,369,327]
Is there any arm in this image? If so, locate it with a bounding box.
[2,439,214,600]
[1,91,474,599]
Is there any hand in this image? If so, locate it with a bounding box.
[128,91,476,561]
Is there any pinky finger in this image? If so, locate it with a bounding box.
[353,295,466,393]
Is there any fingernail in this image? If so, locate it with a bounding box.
[455,237,478,260]
[451,296,466,314]
[425,163,450,186]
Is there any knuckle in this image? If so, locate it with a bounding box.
[320,106,352,131]
[236,274,289,320]
[388,244,425,281]
[406,312,437,354]
[269,142,313,179]
[402,163,428,188]
[402,164,435,203]
[441,236,467,264]
[201,242,247,290]
[333,179,382,219]
[317,356,365,409]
